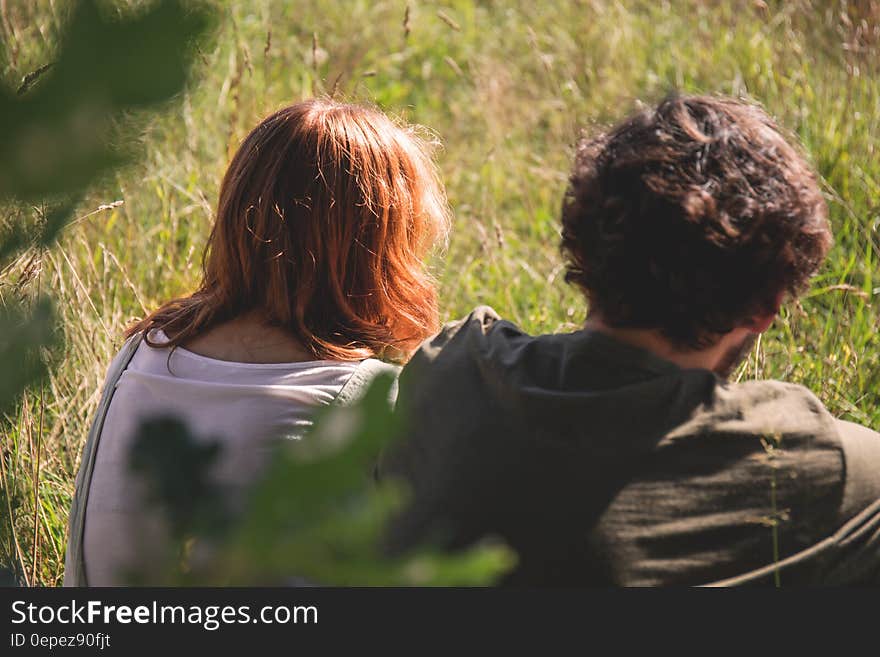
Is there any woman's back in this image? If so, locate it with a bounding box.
[82,331,363,585]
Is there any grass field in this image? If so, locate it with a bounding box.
[1,0,878,586]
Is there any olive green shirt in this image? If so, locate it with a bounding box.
[381,307,880,586]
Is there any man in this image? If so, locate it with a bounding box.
[380,95,880,586]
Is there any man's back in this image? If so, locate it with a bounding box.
[381,307,880,586]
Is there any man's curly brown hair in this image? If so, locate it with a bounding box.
[561,94,832,349]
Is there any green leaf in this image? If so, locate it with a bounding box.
[0,298,56,418]
[0,0,214,202]
[127,375,515,586]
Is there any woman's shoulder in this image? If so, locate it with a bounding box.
[332,358,401,408]
[102,332,146,383]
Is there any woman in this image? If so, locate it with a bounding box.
[64,99,451,585]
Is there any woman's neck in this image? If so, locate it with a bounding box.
[182,312,315,364]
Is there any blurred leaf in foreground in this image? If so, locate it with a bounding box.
[128,416,226,539]
[0,0,213,585]
[0,0,214,206]
[0,299,56,418]
[0,0,214,408]
[130,375,516,586]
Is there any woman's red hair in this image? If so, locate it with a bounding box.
[127,99,450,361]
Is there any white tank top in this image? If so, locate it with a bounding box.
[82,332,361,585]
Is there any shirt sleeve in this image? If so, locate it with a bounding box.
[809,419,880,585]
[835,419,880,520]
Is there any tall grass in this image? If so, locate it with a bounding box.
[1,0,878,586]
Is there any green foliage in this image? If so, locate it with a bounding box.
[0,0,212,585]
[1,0,878,585]
[129,416,226,539]
[0,0,213,203]
[128,375,515,586]
[0,0,213,413]
[0,300,55,419]
[0,0,509,587]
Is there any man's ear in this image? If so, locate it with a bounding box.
[744,290,785,334]
[746,312,776,334]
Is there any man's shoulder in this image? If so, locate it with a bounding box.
[603,378,878,584]
[677,378,878,481]
[414,305,510,359]
[661,376,880,530]
[662,378,847,498]
[408,306,585,377]
[670,378,839,445]
[402,305,533,385]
